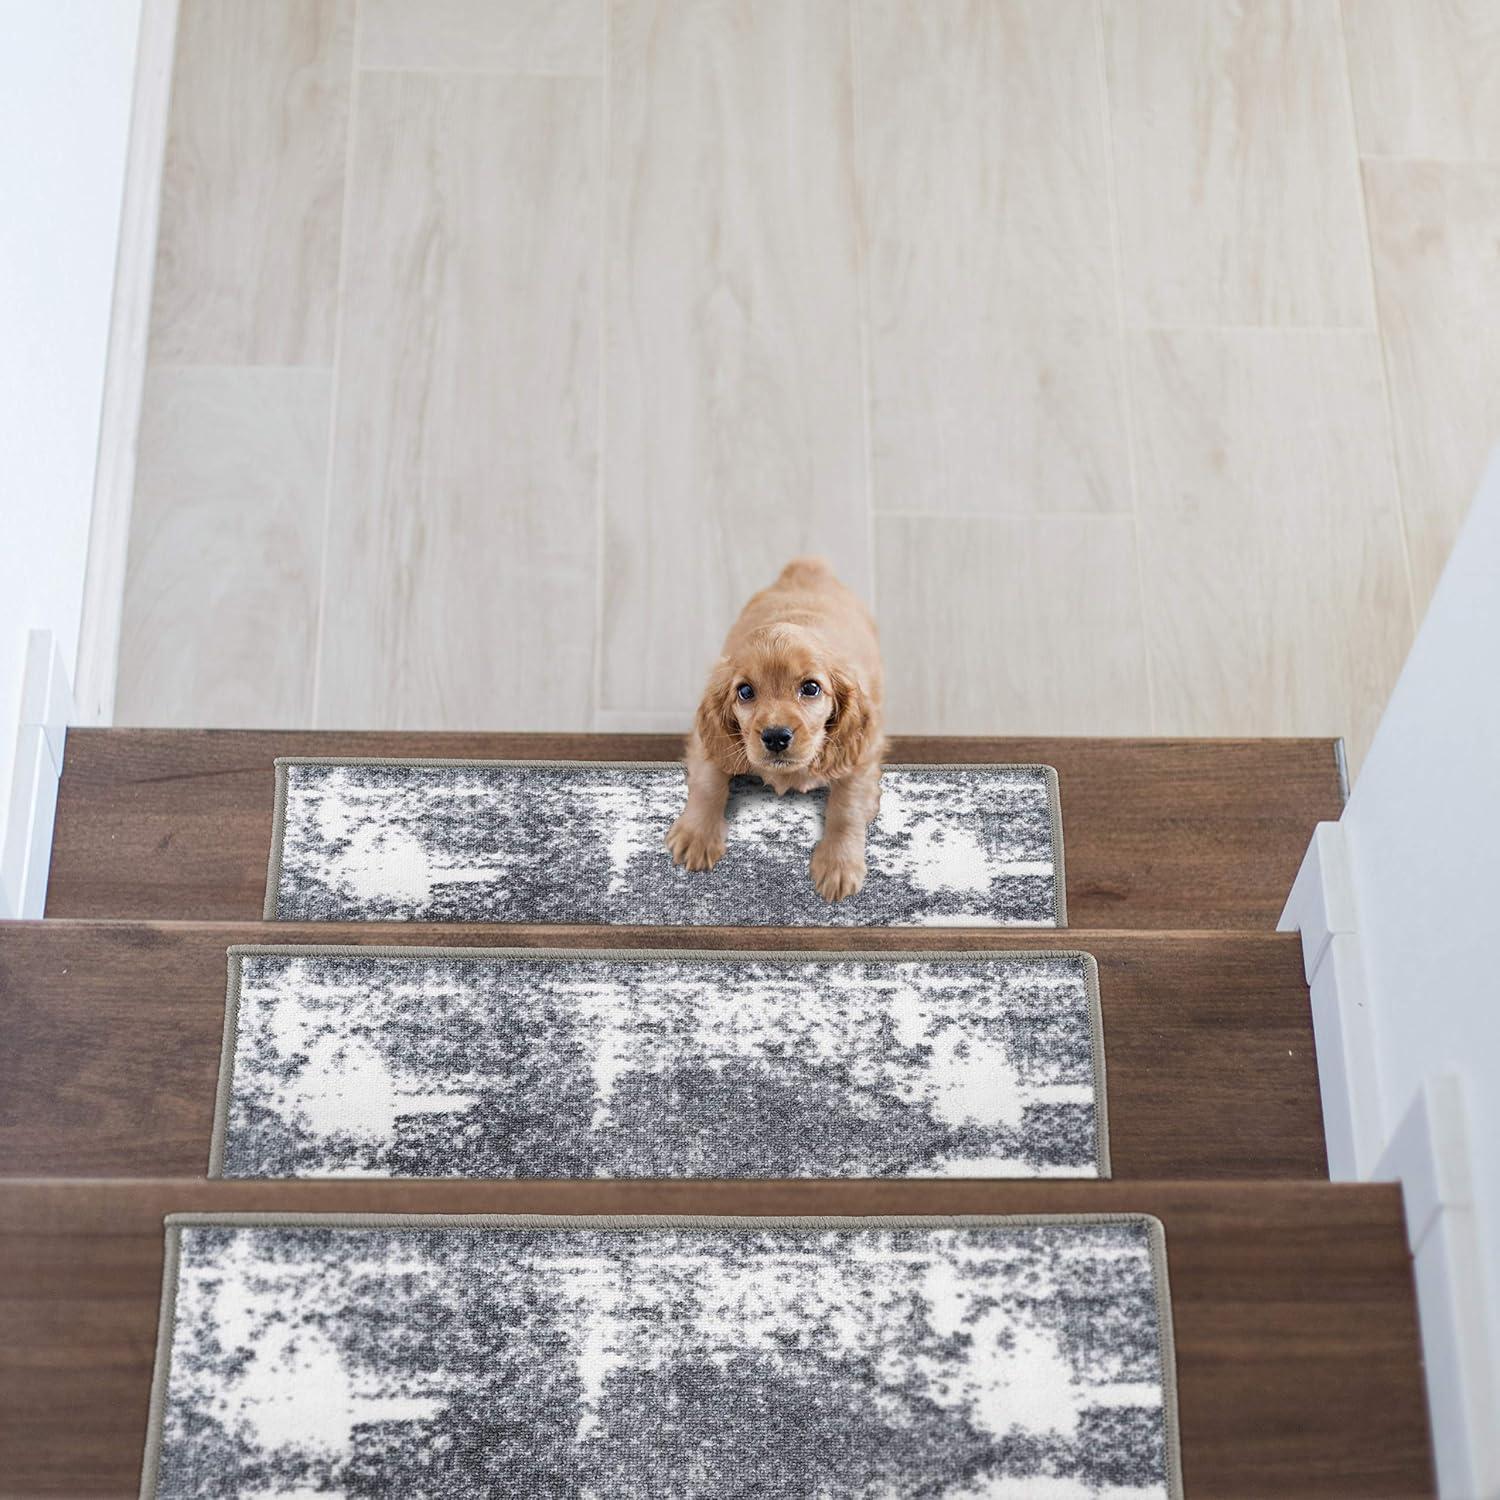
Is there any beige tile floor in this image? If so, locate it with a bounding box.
[115,0,1500,776]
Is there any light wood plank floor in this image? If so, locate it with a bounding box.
[115,0,1500,776]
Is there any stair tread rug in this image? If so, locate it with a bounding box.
[265,758,1066,926]
[141,1213,1180,1499]
[211,947,1108,1181]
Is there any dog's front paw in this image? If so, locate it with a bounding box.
[665,816,726,872]
[811,838,867,902]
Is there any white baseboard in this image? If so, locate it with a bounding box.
[1,630,74,919]
[1279,820,1357,980]
[1376,1077,1499,1500]
[1279,822,1384,1178]
[73,0,179,726]
[1282,828,1499,1498]
[1306,934,1385,1180]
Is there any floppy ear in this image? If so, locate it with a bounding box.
[817,668,873,779]
[694,657,748,773]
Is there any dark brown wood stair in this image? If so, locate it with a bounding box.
[0,920,1326,1181]
[0,1178,1432,1499]
[45,730,1345,928]
[0,729,1434,1496]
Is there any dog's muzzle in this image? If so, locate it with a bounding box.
[760,725,794,754]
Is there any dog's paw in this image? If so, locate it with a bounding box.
[811,838,867,902]
[665,817,726,872]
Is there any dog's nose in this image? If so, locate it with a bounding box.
[761,725,794,754]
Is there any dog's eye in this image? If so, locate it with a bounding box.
[736,683,755,702]
[799,680,822,698]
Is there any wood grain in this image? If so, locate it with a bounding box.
[316,70,601,729]
[602,0,870,713]
[1364,159,1500,611]
[1342,0,1500,161]
[853,0,1130,516]
[876,515,1152,735]
[1103,0,1373,327]
[117,368,332,728]
[0,1178,1433,1497]
[122,0,1449,752]
[0,921,1325,1182]
[358,0,605,74]
[43,731,1346,927]
[149,0,352,364]
[1129,329,1413,772]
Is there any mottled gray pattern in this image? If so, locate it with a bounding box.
[146,1216,1178,1499]
[213,950,1106,1180]
[268,760,1064,925]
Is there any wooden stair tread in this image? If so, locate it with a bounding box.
[13,728,1434,1494]
[44,730,1345,928]
[0,1178,1431,1498]
[0,921,1326,1181]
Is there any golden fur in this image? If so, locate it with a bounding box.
[666,557,885,901]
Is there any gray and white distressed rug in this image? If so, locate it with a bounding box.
[210,948,1108,1180]
[142,1214,1181,1499]
[265,758,1065,926]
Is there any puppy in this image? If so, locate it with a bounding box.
[666,557,885,901]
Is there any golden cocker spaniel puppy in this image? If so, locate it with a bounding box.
[666,557,885,901]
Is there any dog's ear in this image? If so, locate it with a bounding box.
[817,668,874,778]
[694,656,747,773]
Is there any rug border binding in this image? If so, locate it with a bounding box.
[263,758,1068,927]
[208,945,1110,1182]
[139,1211,1179,1500]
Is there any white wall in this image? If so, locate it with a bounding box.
[1350,445,1500,1299]
[1285,446,1500,1496]
[1345,445,1500,1493]
[0,0,142,913]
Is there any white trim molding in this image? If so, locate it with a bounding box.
[1377,1077,1499,1500]
[1278,822,1384,1180]
[73,0,179,726]
[1,631,74,919]
[1283,830,1499,1497]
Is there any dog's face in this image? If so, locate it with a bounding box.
[729,626,836,773]
[698,624,868,777]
